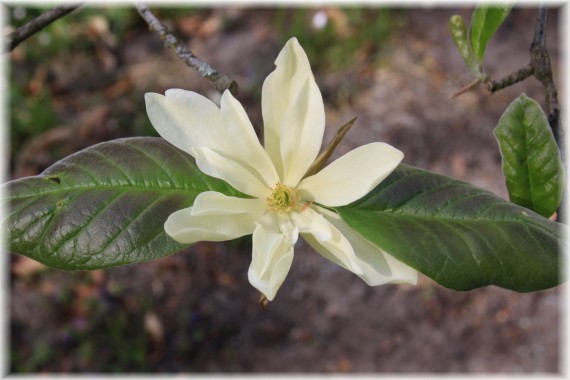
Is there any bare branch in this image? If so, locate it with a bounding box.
[5,3,82,53]
[486,64,534,93]
[529,6,562,150]
[450,78,481,99]
[452,6,565,221]
[484,7,562,149]
[533,6,547,46]
[135,3,237,95]
[529,6,565,222]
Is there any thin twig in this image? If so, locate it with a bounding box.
[459,6,565,221]
[450,78,481,99]
[530,6,564,222]
[5,3,82,53]
[135,3,237,95]
[485,6,562,150]
[533,6,547,46]
[486,64,534,93]
[529,6,562,149]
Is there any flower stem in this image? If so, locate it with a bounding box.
[259,293,269,308]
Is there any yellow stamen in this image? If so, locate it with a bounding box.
[267,183,298,213]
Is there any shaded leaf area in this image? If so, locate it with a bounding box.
[469,4,513,63]
[494,94,565,218]
[337,164,565,292]
[3,137,242,270]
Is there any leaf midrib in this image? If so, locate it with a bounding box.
[10,186,189,268]
[340,208,560,239]
[6,182,218,200]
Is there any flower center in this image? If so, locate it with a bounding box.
[267,183,298,213]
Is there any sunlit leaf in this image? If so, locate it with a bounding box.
[494,94,565,218]
[449,14,484,78]
[470,4,513,63]
[3,137,242,270]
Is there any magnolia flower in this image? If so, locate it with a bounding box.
[145,37,417,301]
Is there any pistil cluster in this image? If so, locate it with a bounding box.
[267,183,299,213]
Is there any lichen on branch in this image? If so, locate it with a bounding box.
[135,3,237,95]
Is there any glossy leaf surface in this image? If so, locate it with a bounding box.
[494,94,564,218]
[470,4,513,63]
[3,137,242,270]
[337,164,564,292]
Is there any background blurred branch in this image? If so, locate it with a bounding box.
[487,6,562,151]
[486,64,533,93]
[529,7,562,148]
[135,2,237,95]
[530,6,565,223]
[5,3,82,53]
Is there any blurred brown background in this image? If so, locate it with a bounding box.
[7,5,562,373]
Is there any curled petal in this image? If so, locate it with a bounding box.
[144,89,234,156]
[280,78,325,186]
[193,147,269,198]
[292,207,363,276]
[262,37,320,178]
[299,142,403,207]
[220,91,279,188]
[311,207,417,285]
[164,195,264,243]
[248,213,296,301]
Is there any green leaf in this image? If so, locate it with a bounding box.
[3,137,243,270]
[494,94,565,218]
[470,4,513,63]
[336,164,565,292]
[449,14,484,78]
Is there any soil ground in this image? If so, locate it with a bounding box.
[8,6,564,374]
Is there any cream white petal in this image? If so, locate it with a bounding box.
[298,142,403,207]
[313,207,417,285]
[144,89,234,156]
[247,214,295,301]
[190,191,266,216]
[280,78,325,186]
[164,204,261,244]
[292,207,363,276]
[193,147,269,198]
[220,91,279,188]
[261,37,318,178]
